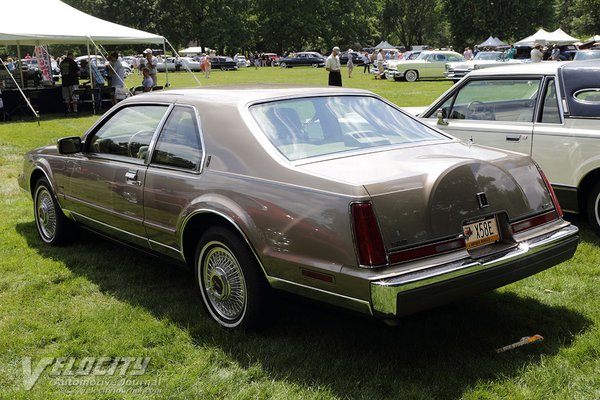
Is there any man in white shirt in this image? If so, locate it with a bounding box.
[530,44,544,63]
[325,46,342,86]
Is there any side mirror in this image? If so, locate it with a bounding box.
[436,108,449,126]
[57,136,82,154]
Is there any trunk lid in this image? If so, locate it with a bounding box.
[299,142,555,251]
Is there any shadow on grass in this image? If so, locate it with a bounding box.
[16,221,591,399]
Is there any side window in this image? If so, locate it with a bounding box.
[151,106,202,170]
[88,105,168,159]
[437,79,541,122]
[540,79,561,124]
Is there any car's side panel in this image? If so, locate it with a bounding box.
[63,155,149,247]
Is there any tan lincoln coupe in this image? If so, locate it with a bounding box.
[18,86,578,329]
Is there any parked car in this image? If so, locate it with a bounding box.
[416,61,600,234]
[18,86,578,329]
[75,55,132,78]
[262,53,280,66]
[157,56,200,72]
[574,50,600,61]
[209,56,238,70]
[234,55,249,68]
[278,52,325,68]
[20,58,60,81]
[444,51,524,82]
[545,44,578,61]
[339,51,367,66]
[385,50,464,81]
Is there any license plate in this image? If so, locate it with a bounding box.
[463,217,500,250]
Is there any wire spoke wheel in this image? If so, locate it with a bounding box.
[201,242,247,322]
[35,185,58,242]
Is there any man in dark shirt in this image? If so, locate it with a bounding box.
[60,52,79,113]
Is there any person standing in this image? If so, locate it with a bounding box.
[59,52,79,113]
[363,51,371,74]
[108,52,125,105]
[346,49,354,78]
[202,55,211,78]
[463,47,473,60]
[325,46,342,86]
[531,44,543,62]
[142,48,158,86]
[375,49,385,79]
[506,45,516,60]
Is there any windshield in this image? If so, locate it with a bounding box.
[250,96,446,161]
[475,52,502,60]
[574,51,600,60]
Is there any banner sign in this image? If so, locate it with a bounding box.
[35,45,52,81]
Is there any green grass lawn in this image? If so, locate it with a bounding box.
[1,68,599,399]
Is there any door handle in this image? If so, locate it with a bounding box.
[125,170,141,186]
[125,170,138,180]
[506,134,523,142]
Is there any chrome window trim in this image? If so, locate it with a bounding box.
[147,104,206,174]
[573,88,600,104]
[83,102,174,161]
[240,93,452,168]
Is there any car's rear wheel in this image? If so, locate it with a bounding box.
[586,182,600,236]
[405,70,418,82]
[195,226,269,330]
[33,177,70,245]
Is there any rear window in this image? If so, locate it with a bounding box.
[249,96,446,161]
[574,89,600,104]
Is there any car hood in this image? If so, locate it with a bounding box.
[299,142,554,249]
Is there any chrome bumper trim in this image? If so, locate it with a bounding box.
[370,224,578,316]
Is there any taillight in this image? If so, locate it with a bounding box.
[351,203,387,267]
[511,211,559,234]
[535,162,563,217]
[389,237,465,264]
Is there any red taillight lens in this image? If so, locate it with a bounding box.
[536,163,563,217]
[351,203,387,267]
[511,211,559,234]
[389,237,465,264]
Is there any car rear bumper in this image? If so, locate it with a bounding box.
[370,224,579,317]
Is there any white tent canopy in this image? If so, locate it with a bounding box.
[515,28,579,46]
[477,36,508,49]
[374,40,396,49]
[0,0,164,45]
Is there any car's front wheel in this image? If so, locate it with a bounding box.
[586,182,600,236]
[405,70,419,82]
[195,226,269,330]
[33,177,70,245]
[279,62,287,68]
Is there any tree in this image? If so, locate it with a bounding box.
[442,0,554,51]
[382,0,447,49]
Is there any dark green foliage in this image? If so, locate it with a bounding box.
[55,0,597,54]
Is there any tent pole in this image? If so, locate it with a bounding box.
[163,40,169,87]
[87,41,96,114]
[17,42,24,89]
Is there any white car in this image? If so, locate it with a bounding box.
[444,51,528,81]
[417,61,600,234]
[157,57,201,72]
[385,51,464,81]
